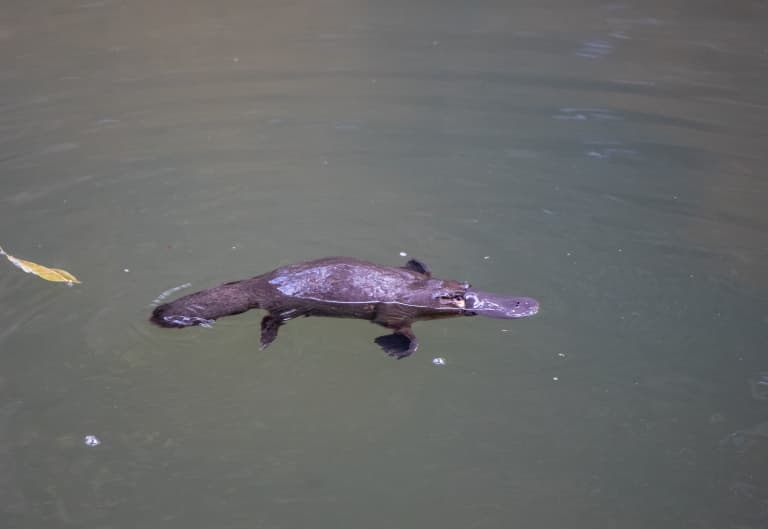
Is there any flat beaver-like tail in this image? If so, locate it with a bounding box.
[150,280,260,328]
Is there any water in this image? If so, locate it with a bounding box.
[1,1,767,528]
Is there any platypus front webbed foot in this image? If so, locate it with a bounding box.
[374,327,418,359]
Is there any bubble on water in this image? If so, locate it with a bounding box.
[432,357,446,366]
[83,434,101,447]
[399,251,408,257]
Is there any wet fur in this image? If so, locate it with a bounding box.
[150,257,531,359]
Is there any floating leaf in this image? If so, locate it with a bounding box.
[0,245,80,284]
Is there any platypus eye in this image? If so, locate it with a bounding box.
[438,293,464,300]
[438,292,466,308]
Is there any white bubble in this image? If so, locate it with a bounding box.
[83,434,101,447]
[432,357,446,366]
[399,251,407,257]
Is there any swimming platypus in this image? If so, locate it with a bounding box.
[150,257,539,359]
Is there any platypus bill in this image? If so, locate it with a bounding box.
[150,257,539,359]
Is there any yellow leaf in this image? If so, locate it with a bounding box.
[0,245,81,284]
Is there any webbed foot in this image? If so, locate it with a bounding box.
[374,328,418,359]
[260,315,282,350]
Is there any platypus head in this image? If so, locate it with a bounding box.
[421,281,539,319]
[463,290,539,319]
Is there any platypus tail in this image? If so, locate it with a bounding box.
[150,280,260,328]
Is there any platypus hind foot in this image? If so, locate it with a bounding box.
[259,315,282,350]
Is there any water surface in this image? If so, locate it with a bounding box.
[1,1,767,528]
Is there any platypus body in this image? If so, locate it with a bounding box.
[150,257,539,359]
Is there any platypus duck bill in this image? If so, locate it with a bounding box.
[463,291,540,319]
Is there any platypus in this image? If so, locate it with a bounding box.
[150,257,539,359]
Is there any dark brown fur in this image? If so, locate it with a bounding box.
[151,256,538,358]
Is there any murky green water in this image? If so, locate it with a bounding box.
[1,1,767,528]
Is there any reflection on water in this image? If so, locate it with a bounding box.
[1,0,767,528]
[750,373,768,402]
